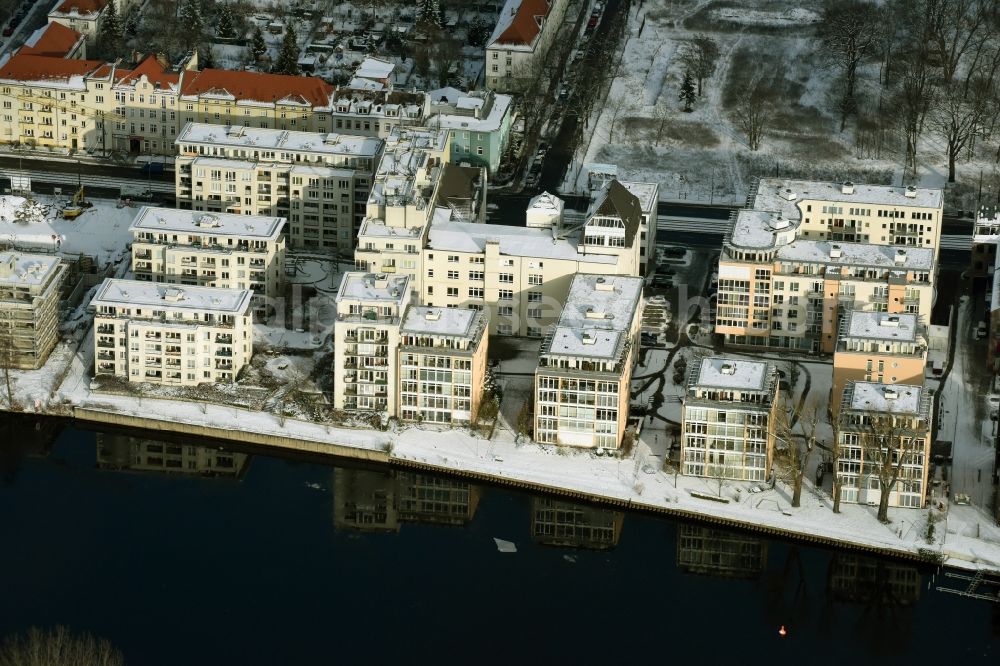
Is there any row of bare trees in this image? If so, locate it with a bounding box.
[821,0,1000,181]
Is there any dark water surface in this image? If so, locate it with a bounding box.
[0,418,997,664]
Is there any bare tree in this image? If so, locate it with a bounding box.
[926,0,999,84]
[774,395,821,508]
[820,0,882,130]
[928,77,993,182]
[831,423,844,514]
[607,95,635,141]
[679,35,720,97]
[0,328,15,410]
[0,625,124,666]
[855,407,927,523]
[652,103,672,145]
[894,52,935,175]
[433,38,463,88]
[733,71,768,151]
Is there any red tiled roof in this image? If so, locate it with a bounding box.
[0,53,104,83]
[52,0,108,15]
[116,55,179,89]
[181,69,335,107]
[19,22,84,58]
[493,0,551,46]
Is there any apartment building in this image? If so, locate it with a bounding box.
[530,497,624,549]
[332,272,411,414]
[837,381,932,509]
[96,433,250,477]
[18,22,87,59]
[485,0,570,92]
[427,87,513,174]
[46,0,120,45]
[534,274,643,449]
[831,311,927,413]
[681,356,780,482]
[1,48,342,155]
[0,251,66,369]
[129,206,286,303]
[970,206,999,277]
[175,122,381,252]
[91,278,253,386]
[398,306,488,425]
[615,180,659,275]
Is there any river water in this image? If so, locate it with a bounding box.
[0,417,996,664]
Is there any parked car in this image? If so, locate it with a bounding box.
[586,16,598,32]
[663,246,686,258]
[976,321,988,339]
[558,86,569,101]
[2,26,13,37]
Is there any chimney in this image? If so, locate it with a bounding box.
[882,315,900,327]
[424,309,441,321]
[894,248,907,265]
[594,276,614,292]
[841,181,854,195]
[781,188,796,201]
[720,362,736,375]
[904,185,917,198]
[582,331,596,345]
[883,387,899,400]
[829,244,842,259]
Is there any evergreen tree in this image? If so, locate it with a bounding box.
[273,24,300,75]
[467,16,490,47]
[124,8,139,37]
[417,0,443,28]
[179,0,204,49]
[679,71,696,112]
[217,3,236,39]
[98,0,123,57]
[250,25,267,63]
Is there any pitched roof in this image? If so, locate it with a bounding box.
[19,22,84,58]
[0,53,104,83]
[488,0,551,48]
[181,68,334,107]
[115,55,179,90]
[50,0,108,16]
[591,179,642,248]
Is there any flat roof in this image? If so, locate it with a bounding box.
[691,357,771,392]
[0,251,62,288]
[428,220,617,264]
[754,178,943,217]
[776,241,934,270]
[91,278,253,314]
[843,311,919,342]
[336,272,410,305]
[175,122,382,157]
[401,306,483,339]
[844,381,925,415]
[544,275,643,359]
[619,181,658,214]
[130,206,284,240]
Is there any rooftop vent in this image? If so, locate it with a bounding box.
[905,185,917,198]
[841,181,854,195]
[829,244,842,259]
[882,315,900,327]
[595,277,614,292]
[720,362,736,375]
[894,248,907,264]
[424,310,441,321]
[582,331,596,345]
[163,288,184,302]
[196,213,220,228]
[226,126,246,137]
[781,188,796,201]
[883,387,899,400]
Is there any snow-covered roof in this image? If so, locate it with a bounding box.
[691,357,772,392]
[130,206,284,241]
[427,91,512,133]
[542,274,643,360]
[427,220,617,264]
[487,0,551,52]
[729,209,797,249]
[357,218,424,240]
[0,251,62,289]
[753,178,943,217]
[843,381,926,415]
[428,86,464,104]
[776,241,934,270]
[336,272,410,306]
[176,122,382,157]
[400,306,485,341]
[843,311,919,342]
[528,191,564,213]
[91,279,253,314]
[354,57,394,81]
[619,181,658,215]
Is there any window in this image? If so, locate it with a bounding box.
[468,287,484,298]
[448,255,459,263]
[447,270,459,279]
[469,270,484,281]
[528,291,542,302]
[498,289,513,300]
[499,273,514,283]
[528,274,542,285]
[447,287,459,297]
[498,306,513,316]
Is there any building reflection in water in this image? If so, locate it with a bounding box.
[530,497,624,550]
[95,433,250,478]
[332,467,481,532]
[676,523,769,579]
[827,553,921,606]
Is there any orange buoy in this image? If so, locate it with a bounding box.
[778,625,788,637]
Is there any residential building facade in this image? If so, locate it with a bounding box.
[485,0,570,92]
[91,279,253,386]
[716,179,941,353]
[129,206,286,304]
[0,251,66,369]
[681,356,780,482]
[398,306,488,426]
[836,381,932,509]
[534,274,643,449]
[831,311,927,413]
[46,0,119,45]
[427,87,513,174]
[175,122,380,252]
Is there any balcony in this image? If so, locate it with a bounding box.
[215,349,233,358]
[145,359,162,368]
[97,363,116,373]
[97,324,115,334]
[215,334,233,344]
[215,360,233,370]
[97,351,115,361]
[97,338,115,349]
[135,250,152,260]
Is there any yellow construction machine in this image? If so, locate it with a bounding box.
[62,185,91,220]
